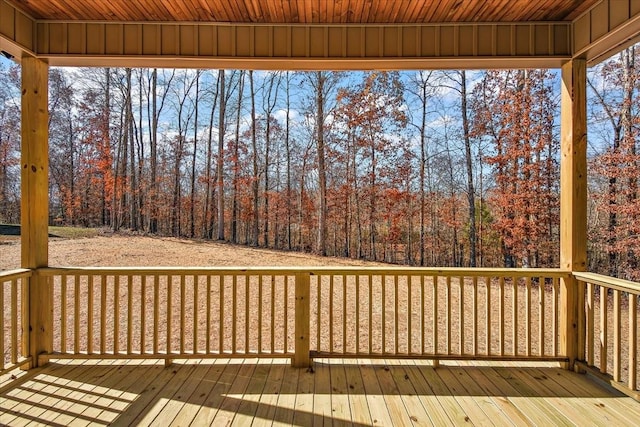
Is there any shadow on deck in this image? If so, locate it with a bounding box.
[1,358,639,426]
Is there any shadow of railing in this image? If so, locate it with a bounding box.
[0,359,633,426]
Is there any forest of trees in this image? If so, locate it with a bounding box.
[0,46,639,278]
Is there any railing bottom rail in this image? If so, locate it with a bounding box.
[575,361,640,402]
[310,351,568,362]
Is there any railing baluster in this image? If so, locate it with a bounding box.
[154,276,159,354]
[600,285,608,374]
[61,275,67,354]
[244,274,249,354]
[586,281,594,365]
[394,274,399,354]
[526,277,531,357]
[613,289,620,382]
[270,275,275,354]
[459,276,464,355]
[11,279,17,364]
[123,274,129,354]
[125,274,131,354]
[433,275,438,356]
[219,275,224,354]
[343,274,347,353]
[539,277,545,357]
[1,279,5,370]
[206,275,211,354]
[499,277,505,356]
[446,276,452,355]
[317,274,322,352]
[421,275,425,355]
[285,275,289,353]
[629,294,637,391]
[180,275,185,354]
[486,277,491,356]
[74,275,80,353]
[100,275,106,354]
[329,274,333,353]
[258,275,262,353]
[368,275,373,354]
[473,276,478,356]
[577,278,586,363]
[407,275,412,355]
[88,275,94,354]
[356,275,360,354]
[167,275,173,355]
[114,276,119,354]
[141,275,147,354]
[512,276,518,356]
[232,275,237,354]
[382,274,386,354]
[20,276,28,361]
[553,277,558,356]
[195,275,200,354]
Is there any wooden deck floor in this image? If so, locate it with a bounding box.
[1,358,639,426]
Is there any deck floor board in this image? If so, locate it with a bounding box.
[0,358,638,426]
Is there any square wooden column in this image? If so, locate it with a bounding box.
[21,56,51,366]
[559,58,587,369]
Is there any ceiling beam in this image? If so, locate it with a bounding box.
[34,21,572,70]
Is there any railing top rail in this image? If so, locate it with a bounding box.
[573,271,640,295]
[37,266,569,278]
[0,268,32,280]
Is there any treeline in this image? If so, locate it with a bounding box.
[0,47,639,277]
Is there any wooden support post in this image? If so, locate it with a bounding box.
[293,272,311,368]
[559,58,587,370]
[21,56,51,367]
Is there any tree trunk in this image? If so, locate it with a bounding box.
[316,71,328,256]
[460,71,477,267]
[285,72,293,250]
[231,71,244,243]
[217,69,226,241]
[190,70,200,238]
[250,71,259,246]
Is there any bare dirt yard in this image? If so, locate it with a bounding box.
[0,233,385,271]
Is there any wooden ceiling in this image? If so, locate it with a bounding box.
[11,0,599,23]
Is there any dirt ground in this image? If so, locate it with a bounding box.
[0,234,385,271]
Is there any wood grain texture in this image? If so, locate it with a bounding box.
[21,56,51,365]
[9,0,599,23]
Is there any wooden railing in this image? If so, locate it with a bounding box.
[6,265,640,400]
[308,268,567,362]
[574,272,640,398]
[0,269,31,374]
[40,267,298,363]
[36,267,569,367]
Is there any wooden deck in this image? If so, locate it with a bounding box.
[1,358,639,426]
